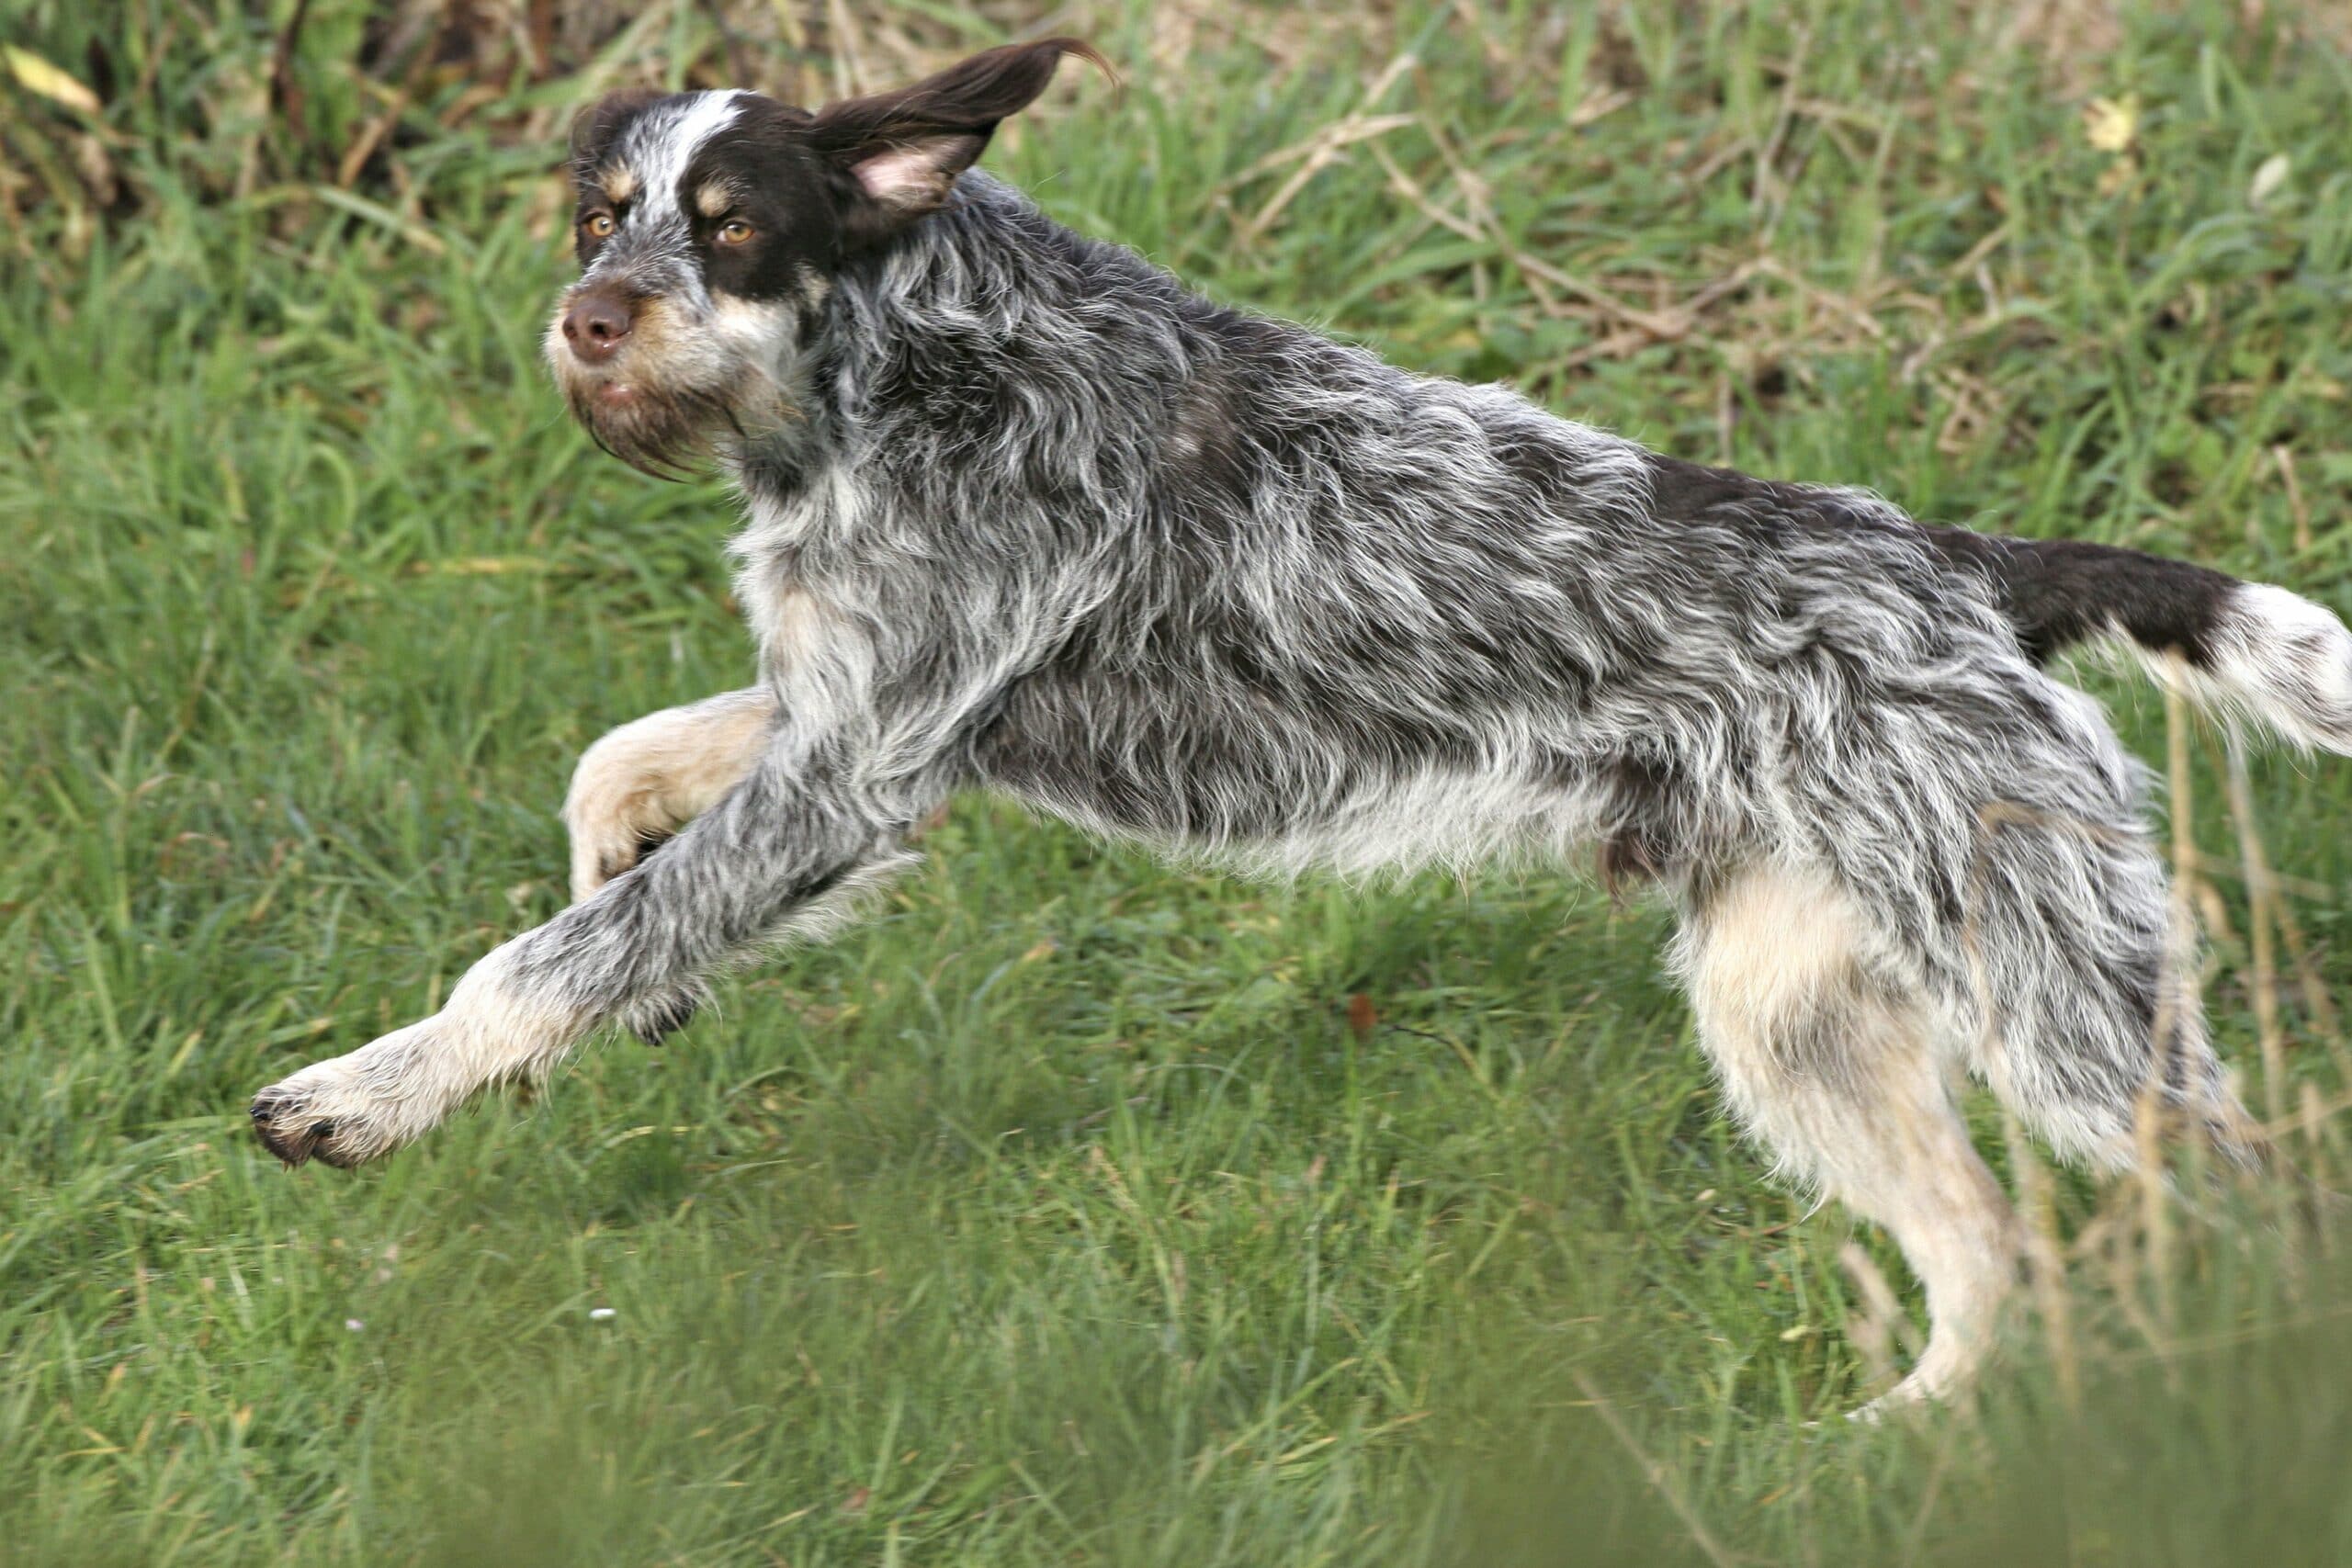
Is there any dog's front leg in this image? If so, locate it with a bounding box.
[564,687,779,902]
[250,731,939,1168]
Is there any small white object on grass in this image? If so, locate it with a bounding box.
[344,1318,365,1333]
[589,1307,617,1322]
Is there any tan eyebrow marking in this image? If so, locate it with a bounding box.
[695,181,739,219]
[598,165,636,205]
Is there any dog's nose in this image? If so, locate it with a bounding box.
[561,289,635,363]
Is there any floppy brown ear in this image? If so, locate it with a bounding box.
[808,38,1110,239]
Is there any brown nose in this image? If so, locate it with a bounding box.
[561,289,635,364]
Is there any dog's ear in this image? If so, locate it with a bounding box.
[808,38,1110,241]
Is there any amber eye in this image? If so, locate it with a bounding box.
[716,218,754,246]
[582,211,616,240]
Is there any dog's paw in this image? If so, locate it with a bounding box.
[249,1082,364,1168]
[249,1025,438,1169]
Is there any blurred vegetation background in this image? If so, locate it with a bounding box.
[4,1,2352,1563]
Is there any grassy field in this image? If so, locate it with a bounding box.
[5,1,2352,1562]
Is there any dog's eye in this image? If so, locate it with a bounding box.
[715,219,755,246]
[582,212,616,240]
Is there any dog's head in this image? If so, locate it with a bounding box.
[546,38,1107,476]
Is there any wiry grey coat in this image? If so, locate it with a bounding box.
[253,40,2352,1414]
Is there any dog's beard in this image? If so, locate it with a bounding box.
[557,349,802,480]
[561,376,746,479]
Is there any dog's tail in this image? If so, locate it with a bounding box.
[1937,528,2352,754]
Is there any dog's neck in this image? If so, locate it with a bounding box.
[726,172,1171,508]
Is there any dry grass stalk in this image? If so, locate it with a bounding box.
[1568,1369,1738,1568]
[2139,681,2203,1337]
[1227,52,1418,249]
[2302,1079,2330,1171]
[2005,1111,2083,1416]
[1837,1240,1906,1394]
[2271,445,2312,555]
[2223,741,2291,1123]
[1748,23,1813,233]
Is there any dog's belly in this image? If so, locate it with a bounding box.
[1201,765,1618,879]
[991,762,1615,880]
[971,698,1641,880]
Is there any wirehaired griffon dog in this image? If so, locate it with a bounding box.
[251,39,2352,1413]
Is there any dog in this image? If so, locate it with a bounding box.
[251,39,2352,1414]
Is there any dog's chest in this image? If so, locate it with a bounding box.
[728,466,883,694]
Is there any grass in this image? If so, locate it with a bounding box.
[5,1,2352,1562]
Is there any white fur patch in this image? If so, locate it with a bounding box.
[2137,581,2352,754]
[582,91,745,290]
[638,92,744,220]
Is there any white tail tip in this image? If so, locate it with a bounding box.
[2174,582,2352,754]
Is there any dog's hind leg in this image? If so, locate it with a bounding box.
[1677,862,2024,1414]
[1948,808,2262,1176]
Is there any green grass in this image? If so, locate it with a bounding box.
[6,2,2352,1562]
